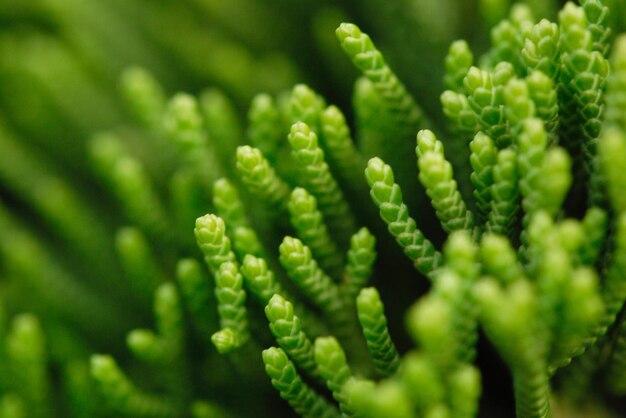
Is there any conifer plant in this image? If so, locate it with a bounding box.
[0,0,625,417]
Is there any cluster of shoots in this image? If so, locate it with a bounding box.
[0,0,625,417]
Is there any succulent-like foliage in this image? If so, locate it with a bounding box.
[120,67,167,129]
[486,147,519,237]
[5,315,51,418]
[127,283,184,363]
[443,232,480,362]
[484,5,534,74]
[343,227,377,299]
[416,130,475,235]
[212,178,249,232]
[582,0,612,56]
[599,128,626,213]
[288,187,343,278]
[279,237,346,329]
[356,288,400,377]
[236,145,291,211]
[90,355,180,417]
[441,90,480,137]
[522,19,561,79]
[605,35,626,130]
[314,336,356,416]
[176,258,215,342]
[248,94,283,163]
[265,294,318,378]
[320,105,368,199]
[464,66,511,148]
[231,226,265,259]
[517,119,548,216]
[504,78,536,135]
[526,71,559,144]
[352,77,397,160]
[559,2,609,203]
[469,132,497,222]
[444,40,474,93]
[89,133,172,241]
[596,213,626,338]
[607,316,626,394]
[480,233,524,285]
[262,347,340,418]
[199,88,242,175]
[194,214,237,274]
[288,122,356,245]
[240,255,283,304]
[115,227,166,302]
[240,254,324,337]
[289,84,325,131]
[365,157,442,277]
[474,280,551,418]
[578,207,608,266]
[163,94,223,184]
[335,23,428,134]
[212,261,249,353]
[2,1,626,418]
[345,378,415,418]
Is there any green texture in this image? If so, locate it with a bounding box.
[365,157,442,277]
[356,287,400,377]
[2,1,626,418]
[265,294,318,379]
[262,347,340,418]
[288,187,343,278]
[288,122,356,246]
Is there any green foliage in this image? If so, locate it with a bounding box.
[314,336,356,416]
[212,178,249,232]
[288,187,343,278]
[469,132,497,222]
[194,214,237,275]
[278,237,346,330]
[265,294,318,379]
[288,121,356,245]
[120,67,167,129]
[416,130,475,235]
[240,255,283,304]
[365,157,442,277]
[320,105,369,204]
[343,227,377,299]
[522,19,561,79]
[444,40,474,93]
[525,71,559,144]
[1,1,626,418]
[464,65,512,148]
[116,227,166,303]
[175,258,215,342]
[5,315,50,418]
[262,347,340,418]
[441,90,480,137]
[335,23,428,134]
[89,133,172,241]
[485,5,534,74]
[212,262,249,353]
[90,355,181,417]
[288,85,325,132]
[356,288,400,377]
[248,94,283,163]
[486,147,519,237]
[236,145,291,211]
[127,283,184,363]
